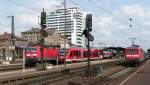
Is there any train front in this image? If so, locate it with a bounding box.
[125,47,144,64]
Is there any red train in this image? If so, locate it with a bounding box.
[124,46,145,64]
[25,45,60,65]
[25,45,103,65]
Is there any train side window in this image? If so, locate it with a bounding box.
[26,48,31,52]
[83,52,86,57]
[70,51,73,57]
[86,51,89,57]
[74,51,78,57]
[84,51,89,58]
[95,52,98,57]
[75,51,77,57]
[93,52,96,57]
[79,51,81,56]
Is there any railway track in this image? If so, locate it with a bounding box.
[0,64,22,72]
[90,60,147,85]
[97,67,133,85]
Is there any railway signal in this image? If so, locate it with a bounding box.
[83,14,94,41]
[41,9,46,28]
[86,14,92,31]
[82,14,94,77]
[40,9,48,38]
[38,9,47,70]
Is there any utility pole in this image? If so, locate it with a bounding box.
[63,0,67,68]
[7,16,15,62]
[61,0,70,75]
[129,18,136,47]
[130,38,136,47]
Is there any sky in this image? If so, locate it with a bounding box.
[0,0,150,50]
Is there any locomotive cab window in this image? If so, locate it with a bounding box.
[26,48,31,52]
[26,47,37,52]
[32,48,37,52]
[126,49,138,54]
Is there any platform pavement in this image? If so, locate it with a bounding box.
[120,60,150,85]
[0,59,122,79]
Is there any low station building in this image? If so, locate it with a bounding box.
[0,32,27,60]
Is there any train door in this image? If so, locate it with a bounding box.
[73,50,78,60]
[73,50,81,61]
[65,49,73,62]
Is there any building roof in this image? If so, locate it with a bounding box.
[21,28,40,34]
[46,28,57,35]
[22,28,58,35]
[56,7,80,12]
[0,32,26,41]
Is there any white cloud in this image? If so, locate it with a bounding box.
[16,14,38,26]
[95,16,113,29]
[16,0,61,23]
[93,4,150,49]
[121,5,145,17]
[33,0,62,11]
[5,0,62,36]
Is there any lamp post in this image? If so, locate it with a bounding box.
[64,0,67,67]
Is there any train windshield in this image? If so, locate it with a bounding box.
[60,49,68,56]
[126,49,138,54]
[26,47,37,52]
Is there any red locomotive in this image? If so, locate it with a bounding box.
[124,46,145,64]
[25,45,60,65]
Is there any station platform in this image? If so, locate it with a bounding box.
[0,59,122,78]
[120,60,150,85]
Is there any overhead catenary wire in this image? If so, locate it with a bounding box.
[87,0,130,26]
[0,0,41,33]
[108,0,144,30]
[87,0,141,41]
[70,0,135,46]
[69,0,105,39]
[69,0,99,22]
[69,0,89,12]
[6,0,40,13]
